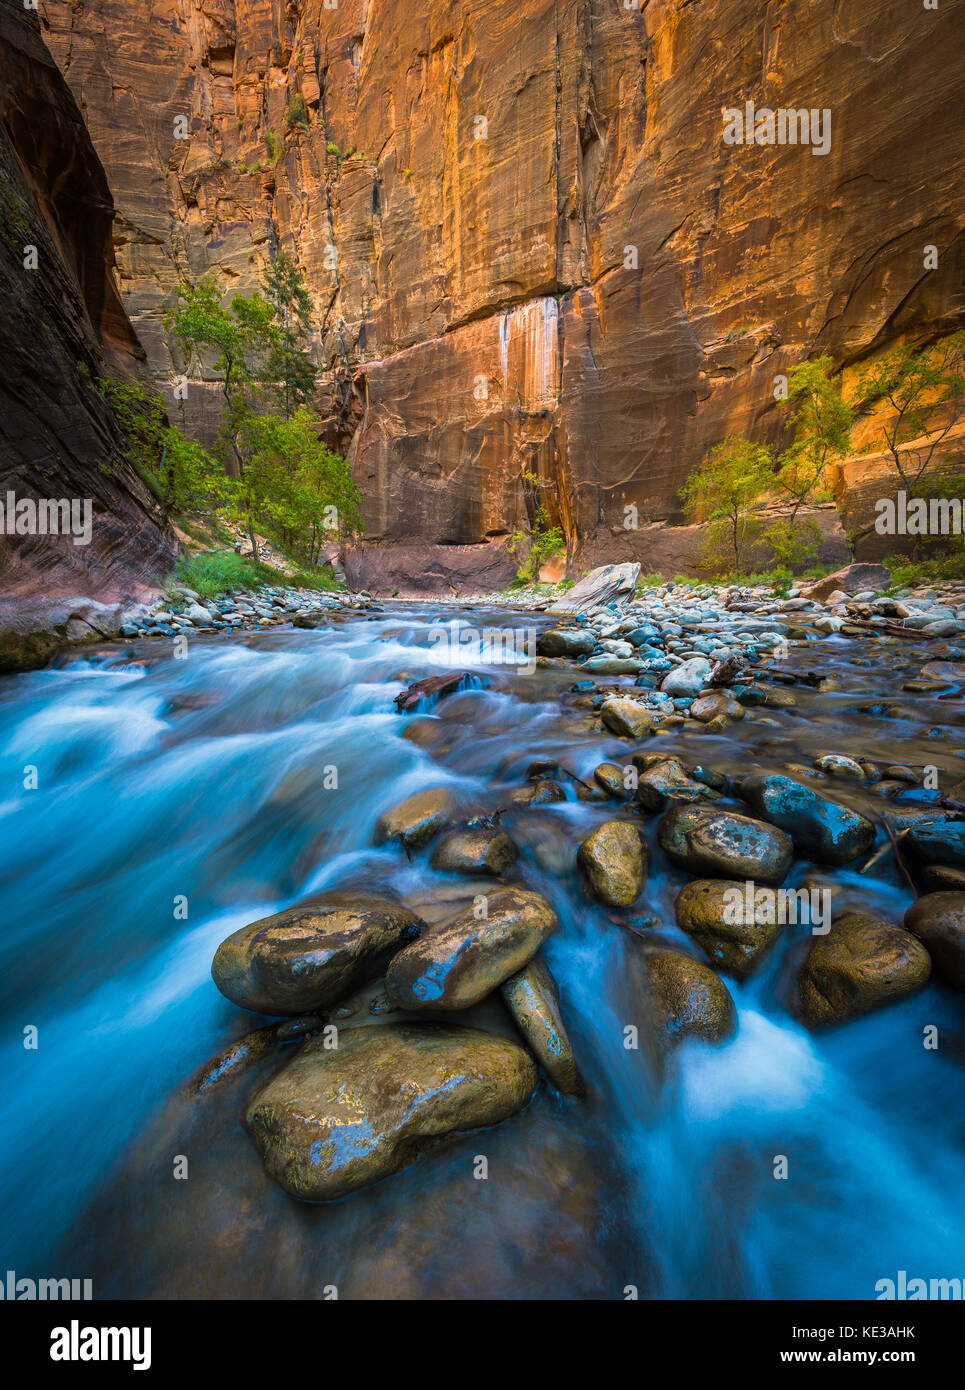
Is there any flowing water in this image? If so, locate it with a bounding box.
[0,604,963,1299]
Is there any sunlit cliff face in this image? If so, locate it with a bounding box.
[39,0,965,581]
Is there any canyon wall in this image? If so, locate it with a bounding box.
[39,0,965,590]
[0,0,176,610]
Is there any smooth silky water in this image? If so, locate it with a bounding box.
[0,605,962,1298]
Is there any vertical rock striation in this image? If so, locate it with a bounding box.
[37,0,965,590]
[0,0,176,609]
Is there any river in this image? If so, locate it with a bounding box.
[0,603,962,1298]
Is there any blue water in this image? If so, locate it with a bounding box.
[0,606,962,1298]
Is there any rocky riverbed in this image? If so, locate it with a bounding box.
[2,564,964,1297]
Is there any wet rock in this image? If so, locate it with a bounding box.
[244,1024,537,1201]
[593,761,630,798]
[577,820,649,906]
[430,825,518,876]
[635,756,721,812]
[536,629,596,658]
[813,753,865,779]
[385,888,557,1011]
[581,656,644,675]
[904,893,965,990]
[500,955,582,1095]
[660,657,712,698]
[212,894,422,1015]
[739,773,876,866]
[658,804,793,885]
[600,696,657,739]
[689,690,745,723]
[675,878,784,979]
[640,948,737,1048]
[375,787,455,849]
[186,1026,279,1096]
[919,864,965,892]
[904,815,965,868]
[510,778,567,807]
[792,912,931,1025]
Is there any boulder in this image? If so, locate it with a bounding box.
[640,948,737,1048]
[792,912,931,1025]
[374,787,454,849]
[548,562,640,613]
[500,955,582,1094]
[739,773,876,866]
[385,888,557,1011]
[600,696,657,739]
[577,820,649,906]
[904,893,965,990]
[675,878,784,979]
[660,658,712,698]
[689,690,745,723]
[635,756,721,812]
[211,894,422,1015]
[593,761,630,798]
[429,824,518,876]
[535,628,596,658]
[658,804,794,884]
[903,815,965,868]
[800,563,890,601]
[244,1024,538,1201]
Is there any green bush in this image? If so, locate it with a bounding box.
[169,551,339,601]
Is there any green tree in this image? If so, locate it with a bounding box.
[680,438,773,575]
[96,375,223,514]
[509,467,565,583]
[166,276,276,554]
[259,252,317,418]
[852,331,965,489]
[765,355,852,566]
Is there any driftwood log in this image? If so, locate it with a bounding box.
[394,671,473,713]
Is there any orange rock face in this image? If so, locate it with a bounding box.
[39,0,965,588]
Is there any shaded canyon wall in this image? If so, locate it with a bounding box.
[0,0,177,612]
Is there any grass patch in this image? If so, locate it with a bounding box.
[168,550,340,601]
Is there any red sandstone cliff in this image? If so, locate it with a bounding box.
[38,0,965,590]
[0,0,177,610]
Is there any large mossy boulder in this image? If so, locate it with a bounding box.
[739,773,875,866]
[577,820,649,907]
[500,955,582,1095]
[385,888,557,1012]
[792,912,932,1026]
[904,893,965,990]
[244,1024,538,1201]
[640,948,737,1048]
[658,804,793,884]
[675,878,784,979]
[212,894,421,1015]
